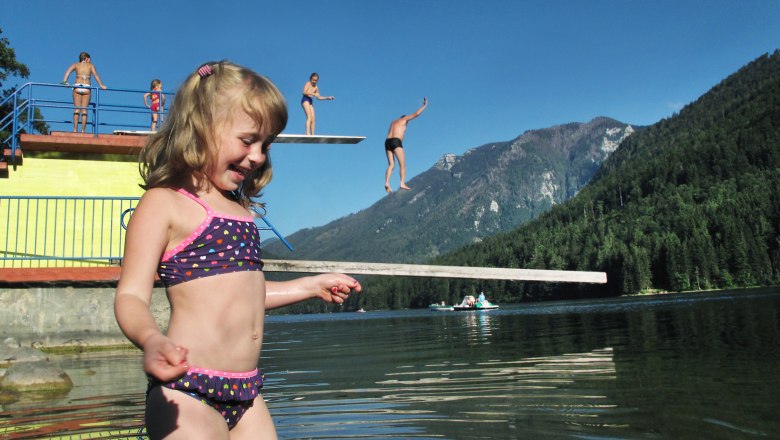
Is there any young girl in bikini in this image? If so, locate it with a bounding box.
[300,72,335,135]
[143,79,166,131]
[114,61,361,439]
[62,51,107,132]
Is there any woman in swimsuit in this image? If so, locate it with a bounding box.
[114,61,361,439]
[62,51,107,133]
[301,72,334,135]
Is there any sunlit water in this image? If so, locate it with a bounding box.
[1,287,779,439]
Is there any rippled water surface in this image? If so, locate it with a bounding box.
[2,287,779,439]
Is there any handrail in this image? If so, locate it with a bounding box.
[1,195,293,268]
[1,84,296,267]
[252,208,295,251]
[1,82,174,164]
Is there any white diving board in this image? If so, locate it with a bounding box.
[113,131,365,145]
[275,134,365,144]
[264,260,608,284]
[113,130,156,136]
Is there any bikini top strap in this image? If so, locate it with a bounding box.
[176,188,215,215]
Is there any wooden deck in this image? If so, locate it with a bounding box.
[20,132,146,155]
[265,260,608,283]
[1,261,607,284]
[0,267,123,283]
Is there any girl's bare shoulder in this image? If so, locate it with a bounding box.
[138,188,187,212]
[137,188,203,231]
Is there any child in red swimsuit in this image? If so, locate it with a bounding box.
[143,79,166,131]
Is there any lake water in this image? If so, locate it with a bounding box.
[1,287,779,439]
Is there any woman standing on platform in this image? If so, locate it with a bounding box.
[62,51,107,133]
[301,72,334,135]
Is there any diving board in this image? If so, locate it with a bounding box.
[274,134,365,144]
[113,130,155,136]
[19,133,364,155]
[112,132,365,144]
[264,260,608,283]
[114,130,366,144]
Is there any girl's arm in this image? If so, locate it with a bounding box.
[91,65,107,89]
[265,273,361,310]
[62,63,75,83]
[303,82,319,98]
[312,85,334,100]
[115,189,188,380]
[143,92,151,107]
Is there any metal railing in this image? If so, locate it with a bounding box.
[1,196,293,268]
[1,196,137,268]
[1,82,172,164]
[1,84,294,268]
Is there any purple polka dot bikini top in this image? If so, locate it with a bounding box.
[157,189,264,287]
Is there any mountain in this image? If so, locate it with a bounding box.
[263,117,635,263]
[368,50,780,307]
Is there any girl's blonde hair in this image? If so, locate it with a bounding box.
[140,61,288,208]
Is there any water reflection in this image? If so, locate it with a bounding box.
[1,288,779,439]
[0,351,146,439]
[460,311,495,343]
[268,345,618,439]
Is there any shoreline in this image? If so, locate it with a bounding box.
[1,284,776,352]
[624,284,778,297]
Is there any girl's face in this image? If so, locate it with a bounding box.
[210,107,273,193]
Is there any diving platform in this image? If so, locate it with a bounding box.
[18,132,365,156]
[20,132,146,155]
[274,134,365,144]
[112,131,365,144]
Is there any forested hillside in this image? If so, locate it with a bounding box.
[264,118,633,263]
[352,51,780,310]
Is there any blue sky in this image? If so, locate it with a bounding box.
[4,1,779,240]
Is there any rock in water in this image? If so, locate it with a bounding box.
[0,360,73,394]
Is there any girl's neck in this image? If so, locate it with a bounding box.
[193,182,238,203]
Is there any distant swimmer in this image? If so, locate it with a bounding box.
[301,72,334,135]
[384,97,427,193]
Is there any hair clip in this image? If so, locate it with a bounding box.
[197,65,213,78]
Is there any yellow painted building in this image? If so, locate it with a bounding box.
[4,157,143,197]
[1,156,143,268]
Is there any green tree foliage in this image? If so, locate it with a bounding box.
[355,51,780,308]
[0,30,30,85]
[1,27,49,141]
